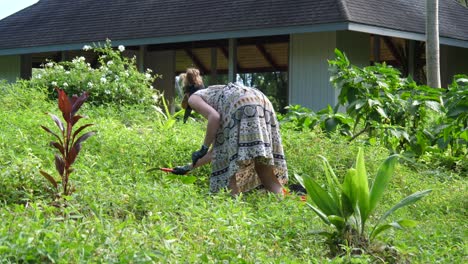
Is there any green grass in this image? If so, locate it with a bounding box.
[0,83,466,263]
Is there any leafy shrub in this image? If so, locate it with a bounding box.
[437,75,468,156]
[28,39,161,107]
[279,104,353,136]
[329,49,444,156]
[328,49,468,168]
[295,148,431,260]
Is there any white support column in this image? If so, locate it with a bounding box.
[228,38,237,83]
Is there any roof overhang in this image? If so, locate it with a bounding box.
[0,22,466,56]
[348,23,468,48]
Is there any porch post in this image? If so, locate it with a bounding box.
[228,38,237,83]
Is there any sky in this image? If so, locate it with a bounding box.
[0,0,39,20]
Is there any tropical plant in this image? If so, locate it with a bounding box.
[329,49,444,157]
[40,88,96,197]
[295,148,431,258]
[437,75,468,157]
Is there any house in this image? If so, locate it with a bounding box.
[0,0,467,111]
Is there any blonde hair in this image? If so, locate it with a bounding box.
[183,68,204,87]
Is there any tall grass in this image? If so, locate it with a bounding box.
[0,82,465,263]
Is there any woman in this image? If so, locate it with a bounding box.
[174,68,288,195]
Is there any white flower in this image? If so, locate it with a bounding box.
[63,82,68,87]
[145,73,151,80]
[104,90,111,94]
[87,82,94,88]
[146,68,153,73]
[118,45,125,52]
[82,45,92,51]
[51,81,57,86]
[46,62,54,68]
[124,71,129,77]
[114,76,120,81]
[106,60,113,66]
[65,71,70,74]
[100,77,107,84]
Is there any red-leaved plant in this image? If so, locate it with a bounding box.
[40,88,95,196]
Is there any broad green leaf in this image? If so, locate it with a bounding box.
[328,215,346,230]
[306,203,330,225]
[424,101,442,113]
[293,173,305,187]
[181,175,197,184]
[369,154,399,214]
[375,106,388,119]
[341,169,358,216]
[302,174,340,216]
[372,190,432,234]
[371,219,418,240]
[447,105,468,118]
[318,156,341,207]
[355,148,370,225]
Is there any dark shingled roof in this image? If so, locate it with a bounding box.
[0,0,466,53]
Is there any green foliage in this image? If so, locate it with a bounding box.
[328,49,467,166]
[0,80,465,263]
[295,148,431,258]
[279,104,353,136]
[40,89,95,197]
[436,76,468,156]
[28,39,161,106]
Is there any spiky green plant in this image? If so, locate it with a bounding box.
[295,148,431,256]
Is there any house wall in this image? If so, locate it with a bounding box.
[441,45,468,87]
[145,50,176,111]
[289,31,370,111]
[0,55,21,83]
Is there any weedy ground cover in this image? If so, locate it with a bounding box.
[0,82,466,263]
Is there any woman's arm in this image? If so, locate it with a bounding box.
[188,94,220,147]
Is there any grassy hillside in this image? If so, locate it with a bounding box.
[0,82,465,263]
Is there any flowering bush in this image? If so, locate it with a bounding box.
[30,40,161,106]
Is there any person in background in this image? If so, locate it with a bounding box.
[173,68,288,195]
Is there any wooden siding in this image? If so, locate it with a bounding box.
[337,31,370,68]
[441,45,468,87]
[289,32,337,111]
[289,31,370,111]
[0,55,20,82]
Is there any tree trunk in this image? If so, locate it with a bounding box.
[426,0,441,88]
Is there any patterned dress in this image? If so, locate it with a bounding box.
[193,83,288,193]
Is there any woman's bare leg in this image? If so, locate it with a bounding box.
[228,176,240,196]
[254,162,283,194]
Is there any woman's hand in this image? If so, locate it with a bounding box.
[191,144,209,166]
[172,164,192,175]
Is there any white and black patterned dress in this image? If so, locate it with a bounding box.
[193,83,288,193]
